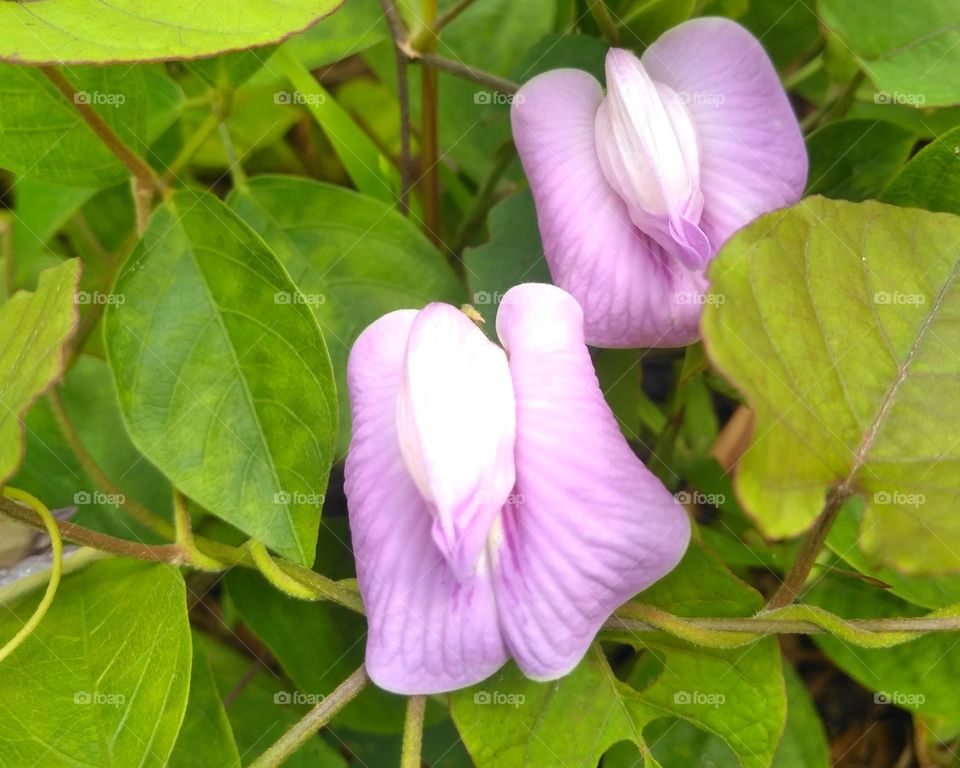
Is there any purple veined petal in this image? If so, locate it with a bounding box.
[511,69,708,348]
[641,17,808,248]
[396,303,517,580]
[596,48,710,270]
[491,283,691,681]
[345,310,508,694]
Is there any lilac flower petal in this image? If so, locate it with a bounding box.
[642,18,808,247]
[397,303,516,580]
[492,284,691,680]
[512,69,707,348]
[345,310,508,694]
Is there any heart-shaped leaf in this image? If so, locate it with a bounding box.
[703,196,960,574]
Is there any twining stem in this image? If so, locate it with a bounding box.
[588,0,620,45]
[39,67,163,215]
[173,491,224,572]
[249,665,370,768]
[246,540,315,600]
[421,0,441,246]
[47,388,175,540]
[0,489,63,663]
[401,695,427,768]
[765,488,849,609]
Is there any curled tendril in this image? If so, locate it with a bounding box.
[0,487,63,664]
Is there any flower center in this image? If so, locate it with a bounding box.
[595,48,711,270]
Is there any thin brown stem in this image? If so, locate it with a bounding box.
[401,695,427,768]
[404,47,519,95]
[411,0,479,49]
[379,0,413,215]
[0,496,182,563]
[249,666,370,768]
[420,0,441,246]
[765,488,849,609]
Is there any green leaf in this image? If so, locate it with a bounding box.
[0,1,343,64]
[881,125,960,216]
[464,190,550,330]
[0,259,79,485]
[105,190,337,565]
[806,119,916,201]
[452,544,786,768]
[169,640,240,768]
[200,634,347,768]
[819,0,960,107]
[13,356,172,542]
[771,663,830,768]
[228,176,463,454]
[0,65,174,188]
[702,197,960,574]
[808,573,960,723]
[0,559,191,767]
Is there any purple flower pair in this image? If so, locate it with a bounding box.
[345,18,807,694]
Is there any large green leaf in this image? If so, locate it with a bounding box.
[0,65,180,188]
[881,125,960,216]
[228,176,463,454]
[0,1,343,64]
[451,545,786,768]
[0,259,79,485]
[819,0,960,107]
[702,197,960,574]
[0,559,191,767]
[105,190,337,565]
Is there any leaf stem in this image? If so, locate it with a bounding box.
[765,488,848,609]
[249,665,370,768]
[0,488,63,662]
[410,0,479,49]
[39,66,163,197]
[173,491,225,572]
[162,108,224,185]
[402,47,519,95]
[587,0,620,45]
[246,540,315,600]
[401,695,427,768]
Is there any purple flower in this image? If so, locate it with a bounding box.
[345,283,690,694]
[511,18,807,348]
